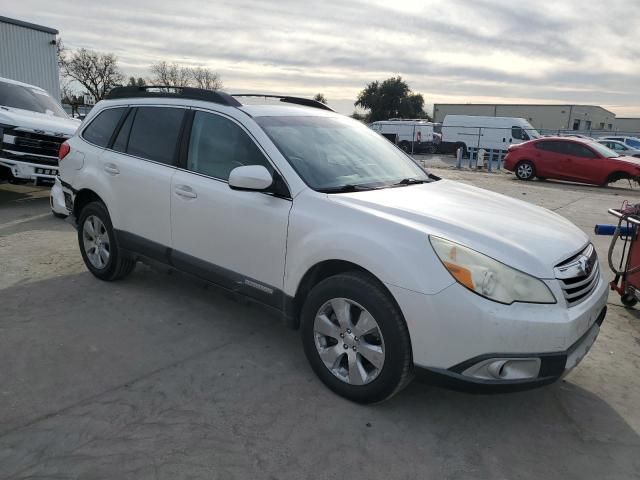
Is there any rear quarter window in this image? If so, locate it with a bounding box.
[82,107,126,148]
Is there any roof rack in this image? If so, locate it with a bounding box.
[232,94,335,112]
[105,86,242,107]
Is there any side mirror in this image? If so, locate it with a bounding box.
[228,165,273,191]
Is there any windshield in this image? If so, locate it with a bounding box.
[0,81,67,118]
[588,141,619,158]
[626,138,640,148]
[255,115,429,191]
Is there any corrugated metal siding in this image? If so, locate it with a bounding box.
[0,21,60,99]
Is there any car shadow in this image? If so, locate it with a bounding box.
[1,267,639,479]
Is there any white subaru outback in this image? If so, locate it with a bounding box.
[57,87,608,403]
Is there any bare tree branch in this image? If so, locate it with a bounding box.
[61,48,124,101]
[190,67,223,90]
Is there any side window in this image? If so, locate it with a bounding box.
[126,107,185,165]
[536,141,566,154]
[112,109,135,153]
[568,143,596,158]
[511,126,525,140]
[187,111,273,180]
[82,107,126,147]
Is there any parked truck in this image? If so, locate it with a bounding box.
[0,76,80,184]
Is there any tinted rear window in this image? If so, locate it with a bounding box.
[83,108,126,148]
[126,107,185,165]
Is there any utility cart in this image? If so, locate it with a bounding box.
[595,204,640,307]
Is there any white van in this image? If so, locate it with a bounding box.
[370,119,440,153]
[441,115,540,156]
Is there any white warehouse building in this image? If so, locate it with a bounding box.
[433,103,617,132]
[0,16,60,99]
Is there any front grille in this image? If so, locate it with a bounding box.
[1,128,68,167]
[555,244,600,307]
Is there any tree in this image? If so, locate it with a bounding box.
[127,76,146,87]
[61,48,124,101]
[354,76,429,122]
[190,67,222,90]
[350,111,367,122]
[150,61,192,87]
[313,93,327,105]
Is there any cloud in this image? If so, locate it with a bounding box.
[5,0,640,115]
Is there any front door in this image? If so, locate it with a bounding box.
[170,109,292,305]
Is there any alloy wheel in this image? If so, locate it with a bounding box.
[517,162,533,179]
[82,215,110,269]
[313,298,385,385]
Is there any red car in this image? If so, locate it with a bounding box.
[503,137,640,186]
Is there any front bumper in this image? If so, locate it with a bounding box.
[0,158,58,182]
[386,270,609,392]
[414,306,606,393]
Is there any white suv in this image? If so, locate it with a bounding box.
[57,87,608,403]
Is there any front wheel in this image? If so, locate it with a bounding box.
[78,201,136,281]
[300,272,412,403]
[515,160,535,180]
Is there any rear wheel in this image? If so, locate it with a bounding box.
[78,201,136,281]
[515,160,535,180]
[300,272,412,403]
[399,141,411,153]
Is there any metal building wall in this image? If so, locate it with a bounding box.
[0,21,60,99]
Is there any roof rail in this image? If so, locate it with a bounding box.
[105,86,242,107]
[232,94,335,112]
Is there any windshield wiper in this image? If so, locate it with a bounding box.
[391,177,429,187]
[317,184,380,193]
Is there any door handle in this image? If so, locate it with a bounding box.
[104,163,120,175]
[174,185,197,199]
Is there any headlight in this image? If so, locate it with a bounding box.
[430,236,556,305]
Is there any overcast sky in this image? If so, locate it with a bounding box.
[8,0,640,116]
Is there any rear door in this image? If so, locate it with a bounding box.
[100,105,186,254]
[532,140,566,178]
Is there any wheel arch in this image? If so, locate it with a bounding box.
[288,259,404,330]
[73,188,107,219]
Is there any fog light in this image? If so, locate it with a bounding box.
[462,357,541,380]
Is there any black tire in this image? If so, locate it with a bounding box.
[300,272,412,403]
[621,293,638,307]
[515,160,535,180]
[399,141,411,153]
[77,201,136,281]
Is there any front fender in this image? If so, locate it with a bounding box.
[283,191,455,296]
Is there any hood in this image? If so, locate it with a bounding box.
[330,180,589,279]
[0,107,80,136]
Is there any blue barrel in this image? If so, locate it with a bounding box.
[594,224,635,236]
